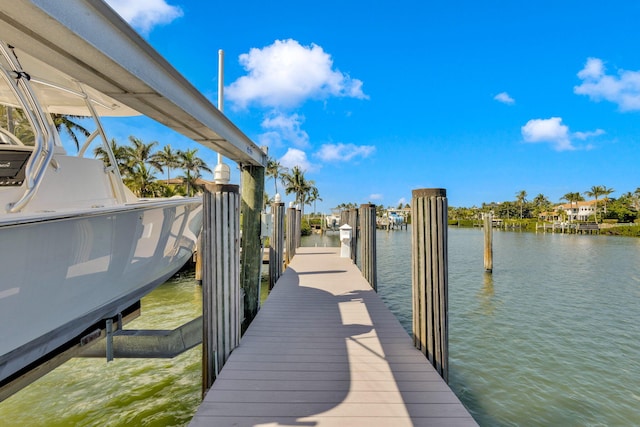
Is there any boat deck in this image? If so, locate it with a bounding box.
[189,246,477,426]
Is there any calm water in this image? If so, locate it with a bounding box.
[0,270,203,427]
[2,227,640,426]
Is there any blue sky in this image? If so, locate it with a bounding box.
[100,0,640,212]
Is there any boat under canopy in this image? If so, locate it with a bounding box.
[0,0,265,399]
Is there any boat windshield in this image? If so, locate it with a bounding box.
[0,41,130,211]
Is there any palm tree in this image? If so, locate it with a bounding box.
[93,138,129,175]
[531,193,551,218]
[282,166,311,214]
[125,136,160,169]
[584,185,606,223]
[266,157,288,196]
[178,148,212,196]
[308,186,322,216]
[601,186,615,215]
[515,190,527,219]
[52,114,90,150]
[124,162,160,197]
[0,105,34,144]
[152,144,181,184]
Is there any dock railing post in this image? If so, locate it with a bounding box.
[359,203,377,291]
[484,212,493,273]
[202,183,241,396]
[411,188,448,382]
[270,200,285,289]
[285,205,296,265]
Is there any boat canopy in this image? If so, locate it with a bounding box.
[0,0,266,167]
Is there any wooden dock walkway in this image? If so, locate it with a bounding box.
[189,247,477,427]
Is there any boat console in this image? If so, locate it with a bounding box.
[0,147,30,186]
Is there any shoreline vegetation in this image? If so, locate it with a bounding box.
[447,218,640,237]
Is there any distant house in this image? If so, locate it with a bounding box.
[555,200,598,221]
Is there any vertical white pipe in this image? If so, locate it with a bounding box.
[217,49,224,165]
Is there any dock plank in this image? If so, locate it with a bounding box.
[189,247,477,426]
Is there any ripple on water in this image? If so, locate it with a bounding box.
[375,227,640,427]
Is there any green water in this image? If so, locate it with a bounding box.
[0,271,203,427]
[2,228,640,426]
[375,227,640,426]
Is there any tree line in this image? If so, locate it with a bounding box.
[450,186,640,223]
[94,137,211,197]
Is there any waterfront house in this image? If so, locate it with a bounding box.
[556,200,598,221]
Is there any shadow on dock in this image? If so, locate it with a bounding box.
[190,248,476,426]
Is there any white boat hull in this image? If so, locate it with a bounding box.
[0,198,202,383]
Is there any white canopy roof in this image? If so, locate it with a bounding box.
[0,0,266,166]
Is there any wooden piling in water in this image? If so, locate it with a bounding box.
[484,213,493,273]
[240,165,265,331]
[411,188,449,382]
[201,183,241,395]
[269,201,284,289]
[360,203,377,291]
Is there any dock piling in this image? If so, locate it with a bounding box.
[285,205,296,265]
[360,203,377,291]
[269,201,284,289]
[411,188,449,382]
[240,164,265,330]
[202,183,241,395]
[484,213,493,273]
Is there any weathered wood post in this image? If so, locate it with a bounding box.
[194,235,202,283]
[202,183,241,395]
[285,204,296,265]
[348,208,359,264]
[360,203,377,291]
[340,210,348,227]
[269,200,285,289]
[240,164,265,331]
[412,188,449,382]
[295,207,302,249]
[484,212,493,273]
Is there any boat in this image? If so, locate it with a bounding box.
[0,0,265,395]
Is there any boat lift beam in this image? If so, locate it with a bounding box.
[0,303,141,402]
[0,0,266,167]
[79,317,203,359]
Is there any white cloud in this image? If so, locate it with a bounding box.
[369,194,384,201]
[106,0,183,35]
[494,92,515,105]
[315,143,375,162]
[522,117,572,150]
[226,39,368,109]
[574,57,640,111]
[259,112,309,148]
[280,148,313,172]
[521,117,604,151]
[573,129,605,140]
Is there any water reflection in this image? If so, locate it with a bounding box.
[477,272,495,316]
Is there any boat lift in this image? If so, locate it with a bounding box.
[0,0,266,401]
